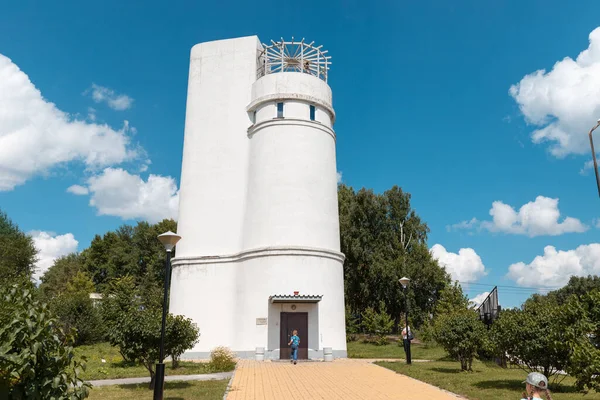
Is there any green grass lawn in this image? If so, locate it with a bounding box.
[347,340,447,360]
[75,342,230,380]
[378,360,600,400]
[87,379,229,400]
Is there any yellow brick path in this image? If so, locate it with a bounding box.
[226,359,460,400]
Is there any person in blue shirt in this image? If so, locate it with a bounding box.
[288,330,300,365]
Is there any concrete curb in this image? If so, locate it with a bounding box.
[222,365,238,400]
[358,358,432,363]
[88,371,233,387]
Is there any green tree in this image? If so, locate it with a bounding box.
[434,281,469,316]
[134,219,178,283]
[114,311,200,389]
[101,276,200,388]
[83,219,176,290]
[432,310,487,371]
[421,282,470,345]
[114,307,164,388]
[338,185,449,330]
[550,276,600,305]
[487,308,520,368]
[400,243,449,327]
[100,276,139,362]
[361,301,394,345]
[0,210,37,287]
[50,272,104,346]
[522,275,600,309]
[39,253,85,300]
[339,186,388,314]
[83,228,137,289]
[0,282,90,399]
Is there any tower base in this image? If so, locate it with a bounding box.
[170,246,348,360]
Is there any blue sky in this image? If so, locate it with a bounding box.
[1,0,600,307]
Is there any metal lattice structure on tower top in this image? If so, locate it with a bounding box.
[257,38,332,82]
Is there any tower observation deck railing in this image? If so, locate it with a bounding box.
[257,38,332,82]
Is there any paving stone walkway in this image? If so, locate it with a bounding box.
[226,359,460,399]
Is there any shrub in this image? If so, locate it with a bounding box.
[50,272,104,346]
[418,320,436,346]
[361,301,393,345]
[563,291,600,391]
[489,299,571,380]
[568,340,600,392]
[51,292,104,345]
[346,333,359,342]
[432,310,486,371]
[209,347,236,371]
[0,282,90,399]
[166,314,200,369]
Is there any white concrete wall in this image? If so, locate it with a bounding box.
[242,72,340,251]
[176,36,261,257]
[169,261,238,349]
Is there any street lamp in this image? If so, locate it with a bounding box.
[153,231,181,400]
[399,277,412,365]
[588,119,600,197]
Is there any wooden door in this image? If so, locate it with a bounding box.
[280,312,308,360]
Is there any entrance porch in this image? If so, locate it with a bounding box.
[267,294,322,360]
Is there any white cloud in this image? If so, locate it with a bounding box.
[0,54,140,191]
[66,184,89,195]
[447,217,479,232]
[88,83,133,111]
[510,27,600,157]
[430,244,487,282]
[507,243,600,288]
[336,171,343,183]
[29,231,78,282]
[452,196,587,237]
[580,158,600,176]
[79,168,179,223]
[469,292,490,308]
[87,107,97,122]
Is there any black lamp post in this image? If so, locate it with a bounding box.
[153,231,181,400]
[588,120,600,197]
[399,276,411,365]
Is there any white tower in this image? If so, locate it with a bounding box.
[171,36,346,360]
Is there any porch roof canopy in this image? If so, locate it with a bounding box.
[269,294,323,304]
